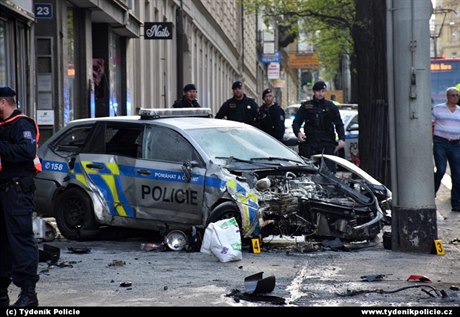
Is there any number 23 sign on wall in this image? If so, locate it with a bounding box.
[34,3,53,19]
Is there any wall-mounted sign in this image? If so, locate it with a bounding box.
[270,79,285,88]
[144,22,173,40]
[288,53,320,69]
[37,110,54,125]
[34,3,53,19]
[267,62,280,80]
[260,51,281,64]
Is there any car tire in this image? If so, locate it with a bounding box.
[207,201,252,246]
[55,187,99,240]
[207,201,241,226]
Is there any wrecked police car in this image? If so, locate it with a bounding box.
[35,108,391,243]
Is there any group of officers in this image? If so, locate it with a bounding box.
[172,80,345,166]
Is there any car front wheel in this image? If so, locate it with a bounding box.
[207,201,241,226]
[208,201,251,241]
[55,187,99,240]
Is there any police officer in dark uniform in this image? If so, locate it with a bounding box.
[256,88,285,141]
[293,81,345,172]
[172,84,201,108]
[0,86,40,307]
[215,81,259,126]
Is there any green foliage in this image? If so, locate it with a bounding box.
[243,0,355,82]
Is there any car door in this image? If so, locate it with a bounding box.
[36,124,95,217]
[345,113,359,162]
[74,122,143,218]
[134,125,206,225]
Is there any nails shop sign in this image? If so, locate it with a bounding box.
[144,22,173,40]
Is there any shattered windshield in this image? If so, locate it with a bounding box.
[188,127,302,163]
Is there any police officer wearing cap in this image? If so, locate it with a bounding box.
[256,88,285,141]
[0,86,40,307]
[172,84,201,108]
[216,81,259,126]
[293,81,345,172]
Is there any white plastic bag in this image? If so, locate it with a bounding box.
[200,217,242,262]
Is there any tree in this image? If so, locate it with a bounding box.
[245,0,354,84]
[244,0,391,185]
[352,0,390,185]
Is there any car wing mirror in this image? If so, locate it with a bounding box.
[181,160,199,183]
[347,123,359,132]
[68,157,76,170]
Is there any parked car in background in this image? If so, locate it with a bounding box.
[282,103,359,164]
[283,104,302,152]
[338,105,359,164]
[35,108,384,244]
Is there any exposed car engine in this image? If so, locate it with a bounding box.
[251,167,386,241]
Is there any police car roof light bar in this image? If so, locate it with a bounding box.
[139,108,212,120]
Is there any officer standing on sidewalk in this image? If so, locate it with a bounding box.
[216,81,259,126]
[0,86,41,307]
[172,84,201,108]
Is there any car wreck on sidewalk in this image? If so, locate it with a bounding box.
[34,108,391,245]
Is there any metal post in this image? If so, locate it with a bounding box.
[389,0,437,252]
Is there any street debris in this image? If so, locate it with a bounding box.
[360,274,392,282]
[224,272,285,305]
[245,272,275,294]
[185,226,203,252]
[407,274,432,282]
[39,244,60,264]
[108,260,125,267]
[225,272,285,305]
[140,242,164,251]
[119,282,132,288]
[383,231,392,249]
[321,237,346,250]
[68,246,91,254]
[338,285,447,298]
[226,289,285,305]
[164,230,187,251]
[200,217,242,262]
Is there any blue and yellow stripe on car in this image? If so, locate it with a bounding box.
[224,178,259,235]
[71,161,135,218]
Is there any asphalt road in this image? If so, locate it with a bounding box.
[6,184,460,308]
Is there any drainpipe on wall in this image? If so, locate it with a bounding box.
[240,3,244,78]
[176,0,184,100]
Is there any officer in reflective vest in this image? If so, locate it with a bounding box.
[0,86,41,308]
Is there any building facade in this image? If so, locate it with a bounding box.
[130,0,262,112]
[2,0,307,143]
[0,0,35,119]
[2,0,271,142]
[431,0,460,58]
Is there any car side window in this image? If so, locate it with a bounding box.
[143,126,195,162]
[104,124,143,158]
[350,115,358,126]
[51,125,93,156]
